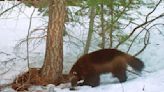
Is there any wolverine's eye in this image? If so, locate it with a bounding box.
[73,71,77,75]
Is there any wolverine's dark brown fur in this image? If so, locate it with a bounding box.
[69,49,144,87]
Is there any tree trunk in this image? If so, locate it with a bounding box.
[40,0,66,83]
[100,4,105,49]
[109,0,114,48]
[83,6,96,54]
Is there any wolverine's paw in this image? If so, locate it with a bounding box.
[70,87,76,90]
[77,82,84,86]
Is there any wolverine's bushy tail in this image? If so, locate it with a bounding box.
[128,57,144,72]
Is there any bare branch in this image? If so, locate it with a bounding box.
[127,21,153,53]
[127,29,143,53]
[115,0,164,48]
[0,51,10,56]
[26,8,35,69]
[146,0,162,22]
[134,30,150,56]
[0,2,22,17]
[133,23,163,56]
[153,23,164,37]
[115,12,164,48]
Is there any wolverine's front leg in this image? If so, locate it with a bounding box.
[82,74,100,87]
[70,75,79,90]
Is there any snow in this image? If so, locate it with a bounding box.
[0,1,164,92]
[2,70,164,92]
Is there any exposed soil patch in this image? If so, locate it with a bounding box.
[11,68,70,91]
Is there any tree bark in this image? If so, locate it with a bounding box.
[100,4,105,49]
[109,0,114,48]
[83,6,96,54]
[40,0,66,83]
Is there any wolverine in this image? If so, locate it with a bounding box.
[69,49,144,88]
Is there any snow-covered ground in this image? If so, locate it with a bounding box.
[0,1,164,92]
[1,69,164,92]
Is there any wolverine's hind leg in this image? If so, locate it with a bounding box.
[116,69,127,83]
[112,63,127,83]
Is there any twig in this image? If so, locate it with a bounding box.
[127,29,143,53]
[115,13,164,48]
[133,23,164,56]
[26,8,35,69]
[0,51,10,56]
[115,0,164,48]
[145,0,162,22]
[134,30,150,56]
[0,2,22,17]
[127,69,141,76]
[127,22,151,53]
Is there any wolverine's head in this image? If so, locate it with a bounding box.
[69,70,80,88]
[69,64,84,87]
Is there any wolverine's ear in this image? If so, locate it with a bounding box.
[73,71,77,75]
